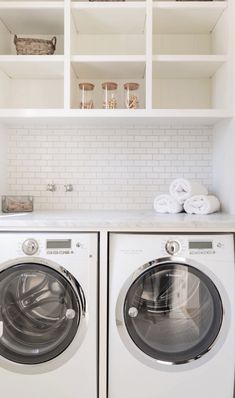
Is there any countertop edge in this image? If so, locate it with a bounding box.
[0,211,235,233]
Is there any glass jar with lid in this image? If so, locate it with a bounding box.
[124,82,139,109]
[102,82,118,109]
[79,82,95,109]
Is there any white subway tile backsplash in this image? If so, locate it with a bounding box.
[7,126,213,210]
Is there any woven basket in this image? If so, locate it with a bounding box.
[14,35,57,55]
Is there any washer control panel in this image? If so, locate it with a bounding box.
[19,238,84,256]
[22,239,39,256]
[46,239,75,255]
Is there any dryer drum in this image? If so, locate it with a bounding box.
[0,263,82,365]
[124,262,223,364]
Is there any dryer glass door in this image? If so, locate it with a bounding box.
[124,262,223,364]
[0,263,83,364]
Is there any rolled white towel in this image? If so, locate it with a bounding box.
[169,178,208,204]
[154,194,183,214]
[184,195,220,215]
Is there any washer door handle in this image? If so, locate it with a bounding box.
[0,321,3,338]
[128,307,138,318]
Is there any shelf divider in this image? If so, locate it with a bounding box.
[64,0,71,110]
[146,0,152,110]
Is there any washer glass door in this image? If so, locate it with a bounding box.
[124,262,223,364]
[0,263,83,364]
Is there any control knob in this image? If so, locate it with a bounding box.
[165,240,181,256]
[22,239,39,256]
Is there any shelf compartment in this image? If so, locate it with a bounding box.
[0,56,64,78]
[0,2,64,55]
[0,57,64,108]
[71,2,146,34]
[152,78,212,109]
[153,55,227,79]
[71,55,146,79]
[0,2,64,34]
[153,33,227,56]
[71,57,146,109]
[71,2,146,55]
[152,59,230,110]
[153,1,227,34]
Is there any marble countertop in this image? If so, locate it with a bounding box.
[0,210,235,232]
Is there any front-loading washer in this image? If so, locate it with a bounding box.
[0,232,98,398]
[109,233,235,398]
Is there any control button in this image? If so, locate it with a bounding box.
[165,240,181,256]
[22,239,39,256]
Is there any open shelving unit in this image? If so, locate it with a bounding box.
[0,0,232,124]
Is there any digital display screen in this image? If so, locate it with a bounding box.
[189,241,213,250]
[46,239,72,249]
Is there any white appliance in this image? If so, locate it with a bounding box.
[0,232,98,398]
[109,233,235,398]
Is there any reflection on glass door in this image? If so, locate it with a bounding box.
[0,263,82,364]
[124,263,223,364]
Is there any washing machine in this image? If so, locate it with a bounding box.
[109,233,235,398]
[0,232,98,398]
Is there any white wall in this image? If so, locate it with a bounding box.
[0,125,8,196]
[6,125,213,211]
[213,119,235,214]
[213,0,235,214]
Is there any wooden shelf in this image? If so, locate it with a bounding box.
[71,2,146,35]
[153,55,227,79]
[153,1,227,34]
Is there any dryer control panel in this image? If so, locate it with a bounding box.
[162,235,231,260]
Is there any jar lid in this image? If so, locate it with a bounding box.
[79,82,95,91]
[102,82,118,90]
[124,82,139,90]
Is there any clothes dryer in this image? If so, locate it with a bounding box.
[0,232,98,398]
[109,233,235,398]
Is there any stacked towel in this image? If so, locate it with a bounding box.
[153,178,220,215]
[169,178,208,205]
[184,195,220,215]
[154,194,183,214]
